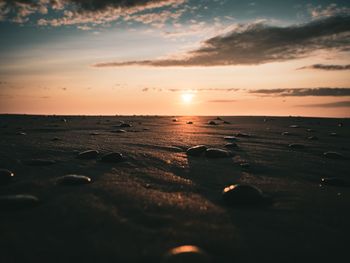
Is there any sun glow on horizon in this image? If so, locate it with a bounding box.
[181,93,194,104]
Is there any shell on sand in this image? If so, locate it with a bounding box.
[205,148,231,158]
[222,184,265,205]
[186,145,207,156]
[77,150,99,160]
[0,194,39,210]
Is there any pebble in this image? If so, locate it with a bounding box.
[101,152,125,163]
[172,118,178,122]
[16,132,27,136]
[307,136,318,140]
[111,129,127,133]
[208,121,217,125]
[223,121,231,124]
[235,133,251,138]
[77,150,99,160]
[224,136,238,141]
[330,132,338,137]
[57,174,92,186]
[282,132,290,136]
[321,177,348,187]
[51,137,61,141]
[186,121,193,124]
[240,162,250,168]
[205,148,231,158]
[24,159,56,166]
[288,143,305,149]
[289,125,299,128]
[224,143,238,148]
[0,169,15,185]
[162,245,210,263]
[186,145,207,156]
[306,129,315,132]
[222,184,266,205]
[323,151,345,160]
[0,194,39,210]
[120,123,132,128]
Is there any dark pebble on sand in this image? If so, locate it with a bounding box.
[224,143,238,148]
[307,136,318,140]
[0,169,15,185]
[223,121,231,124]
[306,129,315,132]
[57,174,92,186]
[77,150,99,160]
[16,132,27,136]
[205,148,231,158]
[289,125,299,128]
[172,118,178,122]
[282,132,290,136]
[51,137,61,141]
[288,143,305,149]
[186,145,207,156]
[321,177,348,187]
[162,245,210,263]
[224,136,238,141]
[222,184,265,206]
[208,121,217,125]
[111,129,127,133]
[24,159,56,166]
[101,152,125,163]
[323,151,345,160]
[120,123,132,128]
[235,133,251,138]
[186,121,193,124]
[0,194,39,210]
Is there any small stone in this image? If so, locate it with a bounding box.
[24,159,56,166]
[224,136,238,141]
[16,132,27,136]
[330,132,338,137]
[224,143,238,148]
[282,132,290,136]
[111,129,127,133]
[51,137,61,141]
[0,169,15,185]
[306,129,315,132]
[223,121,231,124]
[90,132,100,136]
[205,148,231,158]
[162,245,210,263]
[77,150,99,160]
[289,125,299,128]
[321,177,348,187]
[222,184,266,205]
[186,121,193,124]
[307,136,318,140]
[240,162,250,168]
[288,143,305,149]
[235,133,251,138]
[323,151,345,160]
[208,121,217,125]
[101,152,125,163]
[172,118,178,122]
[57,174,92,186]
[120,123,132,128]
[0,194,39,210]
[186,145,207,156]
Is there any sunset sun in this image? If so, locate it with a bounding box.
[181,93,194,103]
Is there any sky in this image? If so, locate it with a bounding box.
[0,0,349,117]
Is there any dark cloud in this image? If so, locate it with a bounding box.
[250,88,350,97]
[301,101,350,108]
[207,99,236,103]
[298,64,350,70]
[93,15,350,67]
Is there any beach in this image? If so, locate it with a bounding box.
[0,115,349,262]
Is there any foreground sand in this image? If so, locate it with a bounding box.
[0,115,349,262]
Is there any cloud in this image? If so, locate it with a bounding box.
[301,101,350,108]
[298,64,350,71]
[207,99,236,103]
[308,3,350,18]
[250,88,350,97]
[0,0,187,26]
[93,15,350,67]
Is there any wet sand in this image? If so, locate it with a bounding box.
[0,115,349,262]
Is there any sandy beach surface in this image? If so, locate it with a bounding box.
[0,115,349,262]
